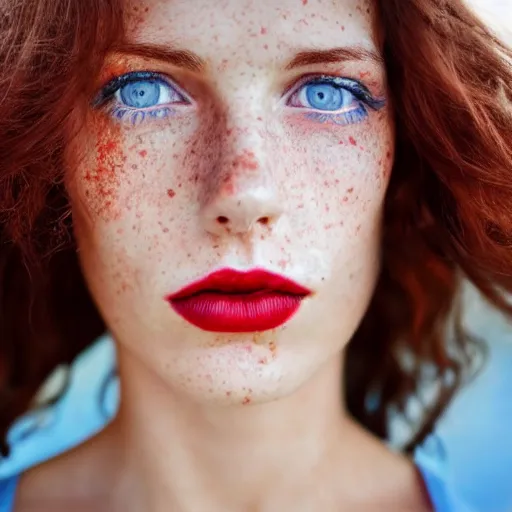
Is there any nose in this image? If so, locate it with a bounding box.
[202,181,283,236]
[200,129,283,237]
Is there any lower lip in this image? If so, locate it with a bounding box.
[169,291,305,332]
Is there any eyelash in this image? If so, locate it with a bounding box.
[93,71,386,127]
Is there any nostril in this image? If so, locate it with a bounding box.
[258,216,270,225]
[216,216,229,225]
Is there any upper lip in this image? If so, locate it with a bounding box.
[167,268,312,300]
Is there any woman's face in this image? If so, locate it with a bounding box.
[67,0,394,404]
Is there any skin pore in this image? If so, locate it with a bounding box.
[16,0,431,510]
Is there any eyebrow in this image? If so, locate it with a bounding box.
[110,43,382,72]
[111,42,205,72]
[285,46,383,70]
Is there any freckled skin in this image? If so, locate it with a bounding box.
[67,0,394,406]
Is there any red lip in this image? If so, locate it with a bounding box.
[166,268,311,333]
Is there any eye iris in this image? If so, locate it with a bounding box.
[120,80,161,108]
[305,84,344,111]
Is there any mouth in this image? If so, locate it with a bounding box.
[165,268,312,333]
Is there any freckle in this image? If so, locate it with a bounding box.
[242,396,252,405]
[226,391,232,397]
[341,25,345,31]
[347,187,354,193]
[167,189,176,198]
[263,44,268,50]
[244,345,253,353]
[302,0,308,4]
[222,176,235,194]
[232,149,258,171]
[260,26,267,34]
[139,150,148,157]
[349,137,357,146]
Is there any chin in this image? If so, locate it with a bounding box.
[154,341,322,407]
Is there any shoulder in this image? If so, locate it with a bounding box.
[0,336,116,512]
[0,426,117,512]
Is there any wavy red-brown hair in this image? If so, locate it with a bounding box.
[0,0,511,454]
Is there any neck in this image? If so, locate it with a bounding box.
[108,349,356,511]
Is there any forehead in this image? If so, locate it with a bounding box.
[124,0,380,63]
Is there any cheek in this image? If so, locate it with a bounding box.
[69,116,193,224]
[71,116,126,221]
[282,114,394,227]
[274,114,393,285]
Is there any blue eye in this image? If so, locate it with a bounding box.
[287,76,385,125]
[113,74,185,110]
[119,80,163,109]
[93,71,190,125]
[304,83,350,111]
